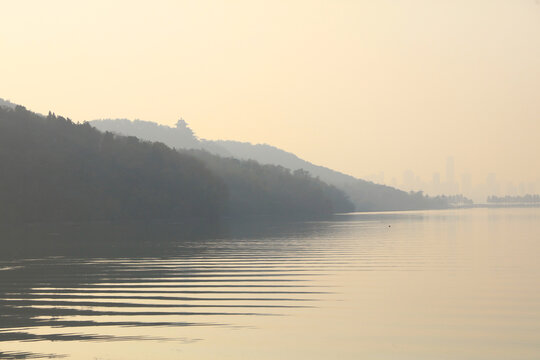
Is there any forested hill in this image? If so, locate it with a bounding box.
[90,118,449,211]
[0,105,352,222]
[0,106,225,222]
[0,98,16,109]
[183,150,353,217]
[209,141,447,211]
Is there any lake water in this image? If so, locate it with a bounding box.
[1,208,539,359]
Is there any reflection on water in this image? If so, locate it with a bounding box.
[1,209,540,359]
[0,220,338,359]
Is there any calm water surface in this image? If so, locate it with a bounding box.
[0,208,539,359]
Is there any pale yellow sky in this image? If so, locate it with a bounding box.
[1,0,539,191]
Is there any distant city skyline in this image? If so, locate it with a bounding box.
[1,1,539,191]
[364,157,540,202]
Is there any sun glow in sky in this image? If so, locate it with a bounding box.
[1,0,539,190]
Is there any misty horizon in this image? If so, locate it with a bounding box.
[1,2,539,359]
[89,114,538,202]
[1,1,539,190]
[3,96,537,203]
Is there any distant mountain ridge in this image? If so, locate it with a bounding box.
[211,140,361,185]
[0,100,353,222]
[90,118,450,211]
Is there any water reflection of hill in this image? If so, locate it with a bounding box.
[0,220,338,359]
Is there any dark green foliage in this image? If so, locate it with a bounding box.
[211,141,453,211]
[184,150,355,218]
[0,105,352,222]
[340,183,448,211]
[90,118,454,211]
[0,106,226,222]
[0,98,16,109]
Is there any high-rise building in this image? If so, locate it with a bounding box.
[432,172,441,195]
[446,157,455,185]
[486,173,499,196]
[402,170,415,191]
[461,172,472,198]
[445,157,458,194]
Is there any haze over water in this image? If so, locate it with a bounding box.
[1,208,539,359]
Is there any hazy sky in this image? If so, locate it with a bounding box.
[2,0,539,188]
